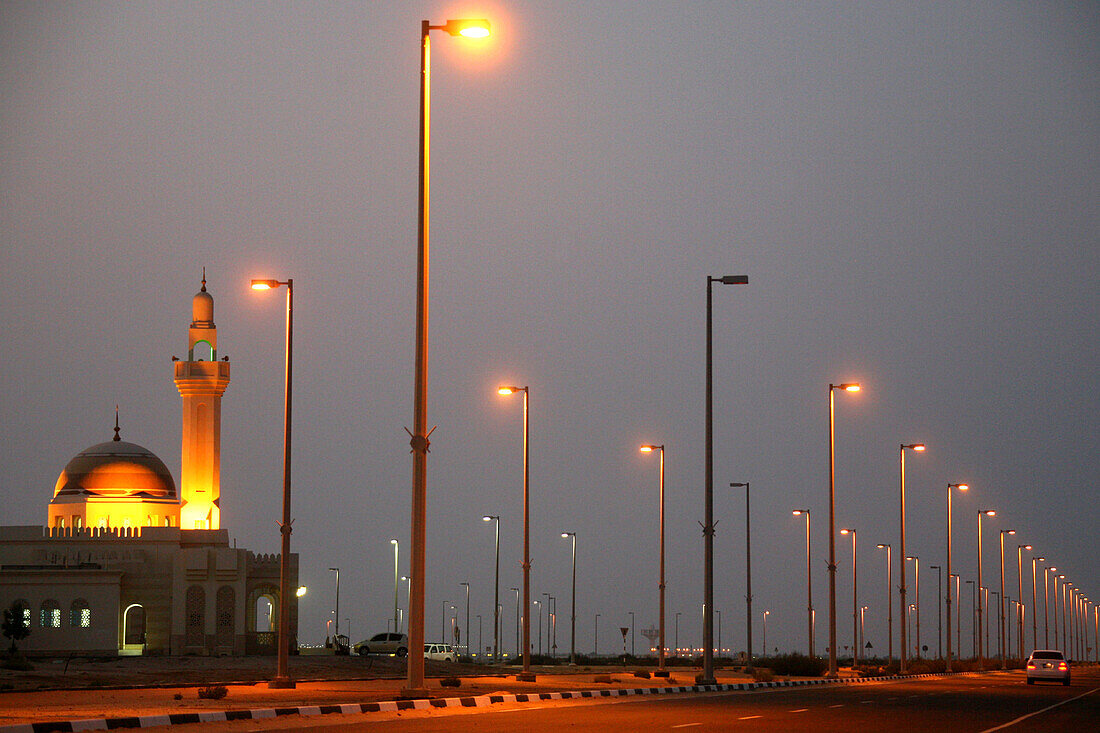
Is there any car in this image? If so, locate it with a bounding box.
[353,632,408,657]
[424,643,456,661]
[1026,649,1069,685]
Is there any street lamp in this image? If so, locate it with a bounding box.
[976,509,996,669]
[827,382,860,677]
[497,385,533,679]
[482,515,500,661]
[906,556,920,658]
[730,482,753,668]
[404,15,492,698]
[929,564,941,660]
[793,509,813,657]
[898,442,926,673]
[595,613,600,656]
[328,568,340,642]
[998,528,1016,668]
[459,582,470,658]
[629,610,635,657]
[860,606,868,656]
[561,532,577,664]
[1017,544,1031,663]
[675,612,682,656]
[876,543,893,664]
[510,587,519,659]
[1045,567,1057,650]
[641,444,667,670]
[945,483,969,671]
[702,273,748,685]
[840,528,858,664]
[250,277,296,689]
[390,539,399,636]
[762,610,770,658]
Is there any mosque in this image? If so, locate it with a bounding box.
[0,278,297,656]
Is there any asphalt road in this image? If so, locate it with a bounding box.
[266,668,1100,732]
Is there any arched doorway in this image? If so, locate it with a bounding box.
[245,586,278,654]
[122,603,145,655]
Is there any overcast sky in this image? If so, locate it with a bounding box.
[1,1,1097,659]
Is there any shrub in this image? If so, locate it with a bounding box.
[763,653,827,677]
[633,670,651,679]
[752,667,774,682]
[440,676,461,687]
[197,685,228,700]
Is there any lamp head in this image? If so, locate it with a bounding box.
[390,539,398,545]
[1023,544,1032,550]
[250,279,280,290]
[876,543,889,549]
[715,274,749,285]
[835,383,861,392]
[441,18,491,38]
[792,509,808,516]
[840,528,853,535]
[1006,529,1016,535]
[640,444,661,453]
[912,444,926,452]
[1037,557,1046,562]
[981,510,996,516]
[954,483,970,491]
[482,515,495,522]
[296,586,307,597]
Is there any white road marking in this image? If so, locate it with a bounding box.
[979,687,1098,732]
[671,724,701,728]
[860,700,873,704]
[738,715,762,720]
[789,708,809,713]
[829,703,844,708]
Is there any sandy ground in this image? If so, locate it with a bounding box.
[0,655,745,726]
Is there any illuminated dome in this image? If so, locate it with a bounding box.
[53,440,177,501]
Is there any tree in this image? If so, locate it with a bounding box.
[2,601,31,653]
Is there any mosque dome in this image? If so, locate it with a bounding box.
[192,289,214,325]
[52,439,177,503]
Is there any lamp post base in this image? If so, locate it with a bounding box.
[268,677,295,689]
[515,672,537,681]
[824,671,839,678]
[694,675,717,686]
[398,688,432,700]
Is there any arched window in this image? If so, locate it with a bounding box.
[99,518,109,529]
[40,599,61,628]
[11,600,31,629]
[216,586,235,647]
[70,599,91,628]
[186,585,206,647]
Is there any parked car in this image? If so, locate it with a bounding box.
[353,632,408,657]
[1026,650,1069,685]
[424,643,456,662]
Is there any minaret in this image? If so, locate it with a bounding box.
[175,271,230,529]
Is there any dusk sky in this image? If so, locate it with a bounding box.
[1,2,1097,659]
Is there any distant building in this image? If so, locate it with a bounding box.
[0,276,297,655]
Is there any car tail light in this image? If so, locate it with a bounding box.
[1058,662,1067,670]
[1027,663,1036,669]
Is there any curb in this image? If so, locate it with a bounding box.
[0,672,953,732]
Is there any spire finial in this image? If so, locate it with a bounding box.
[113,405,121,442]
[201,267,207,292]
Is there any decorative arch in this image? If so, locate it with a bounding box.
[190,339,214,361]
[123,603,145,646]
[246,586,278,633]
[215,586,235,648]
[70,598,91,628]
[185,586,205,647]
[39,599,61,628]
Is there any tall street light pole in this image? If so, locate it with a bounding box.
[329,568,340,642]
[945,483,968,671]
[827,382,860,677]
[482,516,500,661]
[510,587,519,659]
[390,540,399,635]
[459,582,470,658]
[1017,544,1030,663]
[898,442,926,674]
[906,556,920,657]
[702,273,748,684]
[998,528,1015,669]
[876,543,892,665]
[1032,557,1044,652]
[561,532,577,664]
[976,509,996,670]
[406,17,491,698]
[793,510,813,657]
[250,278,296,689]
[594,614,600,656]
[763,610,770,658]
[929,564,941,659]
[841,529,858,664]
[731,482,752,668]
[497,385,533,679]
[641,444,667,671]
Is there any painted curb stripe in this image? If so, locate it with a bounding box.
[3,671,967,732]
